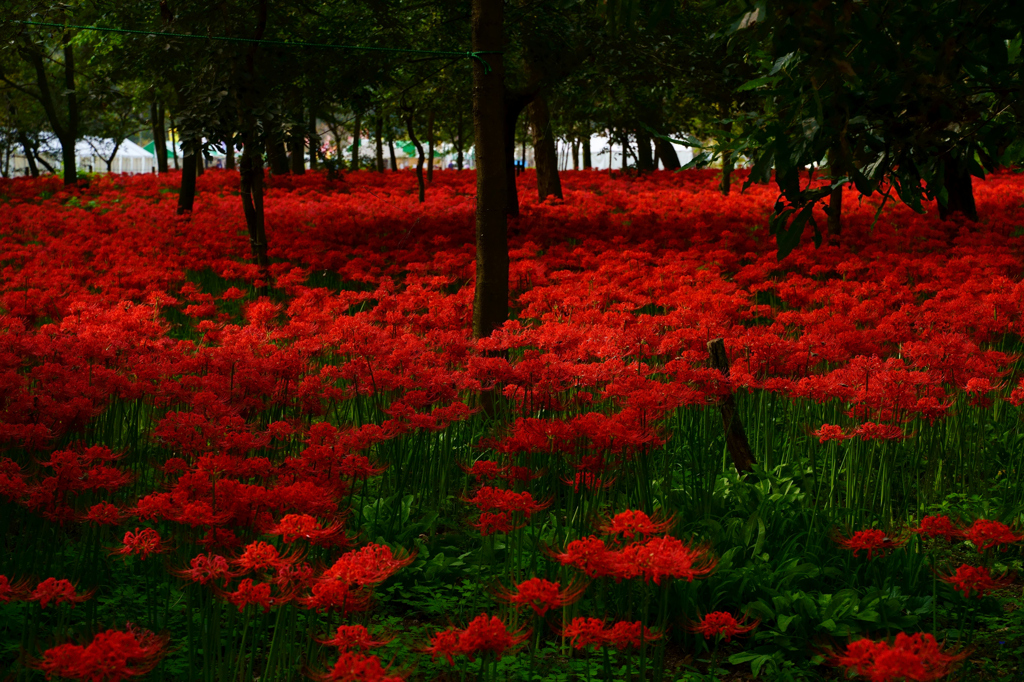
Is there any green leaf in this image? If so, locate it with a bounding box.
[776,613,798,632]
[736,76,780,92]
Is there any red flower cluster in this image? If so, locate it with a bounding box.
[961,519,1023,551]
[34,626,168,682]
[834,529,905,560]
[561,618,662,651]
[832,632,963,682]
[553,533,716,584]
[425,614,530,663]
[493,577,587,616]
[910,515,963,542]
[939,564,1013,598]
[689,611,760,642]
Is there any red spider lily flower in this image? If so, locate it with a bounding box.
[301,579,373,614]
[939,564,1014,598]
[561,617,608,651]
[459,460,507,480]
[234,541,301,574]
[320,652,404,682]
[422,627,461,665]
[470,511,523,536]
[831,632,963,682]
[603,621,662,650]
[174,553,232,586]
[598,509,675,540]
[267,513,346,545]
[834,529,905,560]
[561,471,615,492]
[29,578,95,608]
[615,536,718,584]
[465,486,550,516]
[962,519,1024,552]
[910,515,963,542]
[225,579,288,612]
[0,575,29,603]
[493,577,587,616]
[319,624,394,651]
[811,424,850,443]
[550,536,620,578]
[458,613,531,662]
[688,611,760,642]
[322,543,415,587]
[33,626,168,682]
[82,501,124,525]
[338,454,388,479]
[114,528,169,560]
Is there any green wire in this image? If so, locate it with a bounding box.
[18,20,502,74]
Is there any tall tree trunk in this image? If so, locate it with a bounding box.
[388,138,397,171]
[472,0,508,340]
[721,151,734,195]
[59,37,78,185]
[196,151,205,176]
[405,110,426,202]
[426,108,435,182]
[151,101,168,173]
[637,128,654,172]
[225,137,236,170]
[826,144,845,238]
[239,134,269,276]
[571,139,579,170]
[456,109,465,170]
[289,125,305,174]
[22,32,78,184]
[18,132,39,177]
[266,131,289,174]
[178,151,197,214]
[170,119,180,170]
[582,130,592,169]
[503,95,531,217]
[374,112,384,172]
[350,113,361,171]
[656,138,680,170]
[529,94,562,200]
[937,152,978,222]
[308,106,318,169]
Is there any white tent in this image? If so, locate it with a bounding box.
[78,138,154,174]
[8,136,155,176]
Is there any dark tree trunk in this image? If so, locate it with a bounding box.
[18,132,39,177]
[239,135,270,277]
[937,153,978,222]
[721,151,734,195]
[582,131,592,169]
[405,110,426,202]
[656,138,680,170]
[388,139,397,171]
[571,139,579,170]
[178,151,197,214]
[308,107,318,169]
[196,151,205,176]
[503,94,531,217]
[289,127,305,174]
[170,119,180,170]
[427,108,435,182]
[350,113,361,171]
[456,109,465,170]
[22,32,78,184]
[267,131,289,174]
[374,112,384,172]
[637,128,654,172]
[529,94,562,200]
[472,0,509,340]
[225,137,236,170]
[151,101,168,173]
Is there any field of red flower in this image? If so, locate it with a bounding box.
[1,168,1023,681]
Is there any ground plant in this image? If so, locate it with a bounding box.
[1,167,1023,682]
